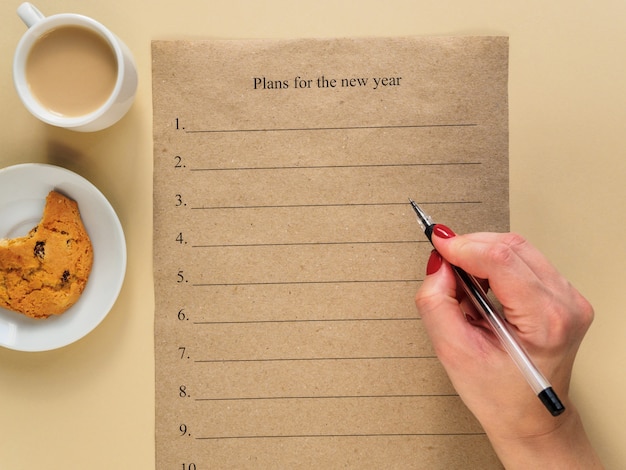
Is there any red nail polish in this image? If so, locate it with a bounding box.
[432,224,456,239]
[426,250,443,275]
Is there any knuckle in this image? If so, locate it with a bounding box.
[415,287,449,318]
[484,233,528,266]
[572,289,595,329]
[414,289,438,314]
[541,285,595,344]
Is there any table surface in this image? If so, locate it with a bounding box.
[1,1,625,468]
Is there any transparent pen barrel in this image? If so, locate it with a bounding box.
[453,267,551,394]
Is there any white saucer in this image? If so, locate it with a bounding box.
[0,163,126,352]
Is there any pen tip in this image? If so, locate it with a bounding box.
[407,198,433,229]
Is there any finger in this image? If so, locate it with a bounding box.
[416,254,499,362]
[432,229,592,350]
[434,232,562,284]
[431,229,551,321]
[432,229,539,286]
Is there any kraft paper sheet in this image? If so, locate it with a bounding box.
[153,36,509,469]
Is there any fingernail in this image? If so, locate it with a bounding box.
[433,224,456,239]
[426,249,443,275]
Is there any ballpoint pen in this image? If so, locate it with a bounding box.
[408,199,565,416]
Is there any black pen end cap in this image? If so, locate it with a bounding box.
[538,387,566,416]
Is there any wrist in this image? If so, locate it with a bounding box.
[486,405,603,469]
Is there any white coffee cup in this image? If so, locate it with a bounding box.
[13,3,138,132]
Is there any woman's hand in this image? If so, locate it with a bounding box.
[415,227,602,469]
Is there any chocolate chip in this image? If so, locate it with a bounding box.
[34,241,45,259]
[61,270,70,283]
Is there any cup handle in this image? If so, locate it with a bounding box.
[17,2,45,28]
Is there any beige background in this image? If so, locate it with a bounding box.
[0,1,624,468]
